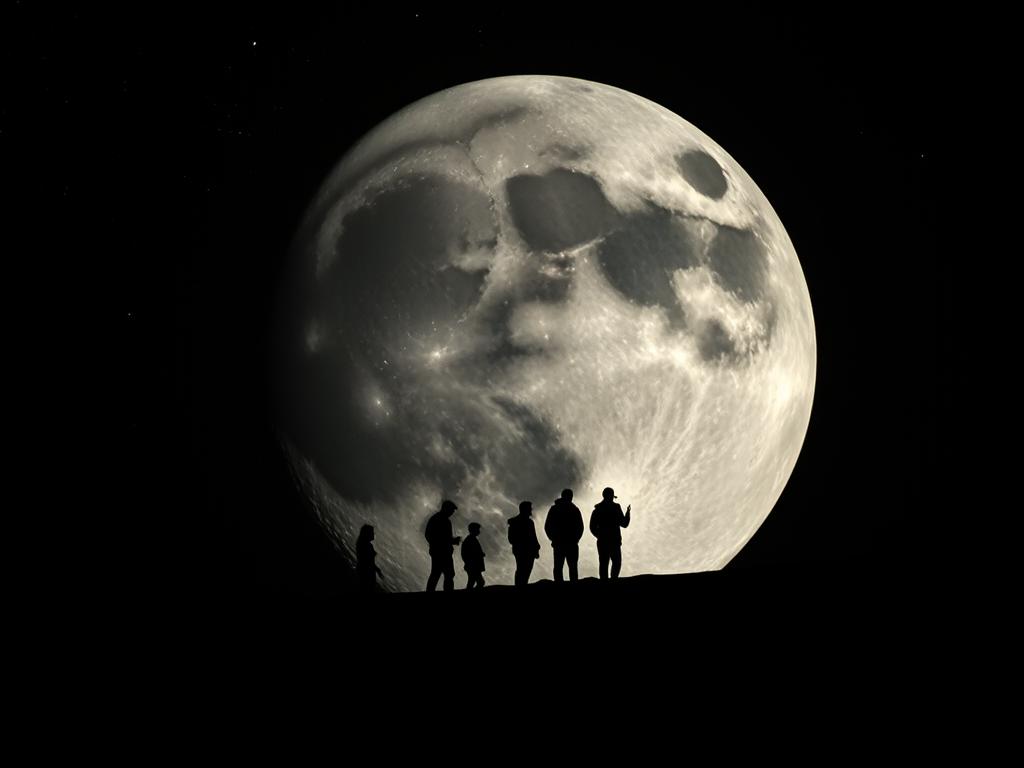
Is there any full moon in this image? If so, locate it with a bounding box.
[276,76,815,591]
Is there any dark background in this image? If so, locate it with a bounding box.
[18,7,951,605]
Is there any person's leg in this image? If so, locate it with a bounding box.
[610,545,622,579]
[598,541,609,580]
[442,557,455,591]
[516,555,532,587]
[567,543,579,582]
[478,573,485,588]
[426,557,441,591]
[553,547,565,582]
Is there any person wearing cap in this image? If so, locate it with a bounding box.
[507,501,541,588]
[589,487,631,580]
[544,488,584,583]
[460,522,486,590]
[425,499,462,592]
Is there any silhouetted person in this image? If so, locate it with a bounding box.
[461,522,486,590]
[545,488,584,583]
[507,501,541,588]
[356,524,383,593]
[425,500,462,592]
[589,487,631,580]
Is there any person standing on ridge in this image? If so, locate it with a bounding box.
[461,522,486,590]
[507,501,541,588]
[544,488,584,583]
[356,524,383,593]
[589,487,631,580]
[425,500,462,592]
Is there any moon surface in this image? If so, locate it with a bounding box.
[276,76,816,591]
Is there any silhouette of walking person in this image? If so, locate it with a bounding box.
[545,488,584,583]
[461,522,486,590]
[507,501,540,588]
[356,524,383,593]
[589,487,631,580]
[425,500,462,592]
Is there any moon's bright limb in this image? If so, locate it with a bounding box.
[277,76,816,592]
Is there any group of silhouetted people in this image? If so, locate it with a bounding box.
[355,487,631,593]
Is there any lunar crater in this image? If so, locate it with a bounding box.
[677,149,729,200]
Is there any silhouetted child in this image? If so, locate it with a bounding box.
[461,522,486,589]
[356,524,383,593]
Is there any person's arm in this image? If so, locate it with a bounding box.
[621,504,631,528]
[589,509,599,538]
[574,507,584,542]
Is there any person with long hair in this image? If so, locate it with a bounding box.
[356,524,383,593]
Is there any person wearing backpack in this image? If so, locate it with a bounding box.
[507,501,540,588]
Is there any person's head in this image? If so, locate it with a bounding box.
[440,499,458,517]
[560,488,573,502]
[468,522,481,536]
[602,487,616,501]
[358,524,374,543]
[519,501,533,516]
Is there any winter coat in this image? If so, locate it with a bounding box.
[425,511,457,556]
[461,535,486,573]
[544,498,585,546]
[507,515,541,559]
[589,500,630,544]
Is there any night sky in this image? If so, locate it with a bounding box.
[17,7,950,605]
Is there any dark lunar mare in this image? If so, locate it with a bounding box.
[506,168,620,252]
[596,203,700,328]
